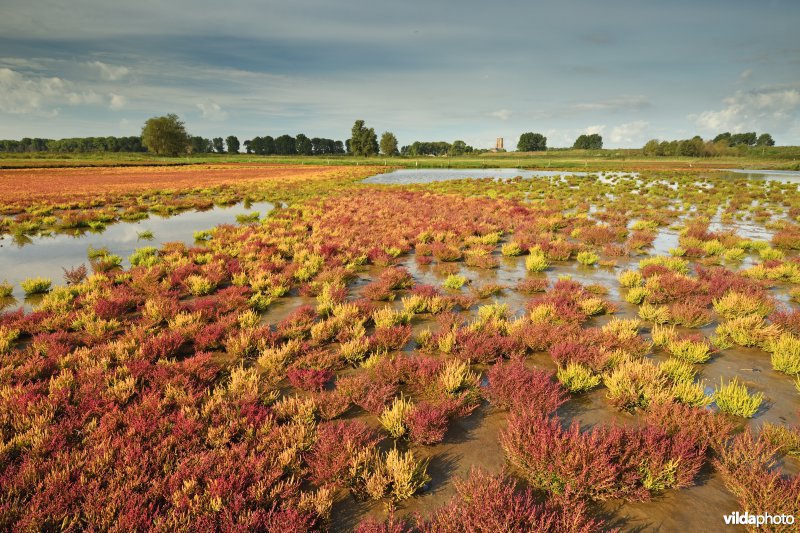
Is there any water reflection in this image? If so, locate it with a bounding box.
[0,201,273,301]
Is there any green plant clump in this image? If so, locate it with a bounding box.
[21,277,52,295]
[713,378,763,418]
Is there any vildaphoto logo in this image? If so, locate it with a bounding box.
[724,512,795,527]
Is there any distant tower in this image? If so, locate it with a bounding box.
[495,137,504,150]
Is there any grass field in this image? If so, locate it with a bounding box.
[2,145,799,171]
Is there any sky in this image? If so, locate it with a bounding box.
[1,0,799,149]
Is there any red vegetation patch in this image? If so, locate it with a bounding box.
[501,412,706,502]
[485,361,567,415]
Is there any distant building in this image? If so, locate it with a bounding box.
[496,137,504,150]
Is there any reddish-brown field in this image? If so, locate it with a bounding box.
[0,163,368,204]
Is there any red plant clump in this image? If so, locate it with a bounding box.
[416,468,605,532]
[549,340,606,370]
[667,301,713,328]
[770,309,800,335]
[515,322,570,352]
[645,401,734,454]
[286,367,333,391]
[379,267,414,290]
[697,266,767,299]
[543,240,575,261]
[361,280,395,301]
[714,431,800,522]
[306,420,382,486]
[501,411,706,502]
[485,361,567,415]
[340,374,400,414]
[646,273,707,304]
[406,398,466,445]
[313,388,352,420]
[411,284,441,298]
[581,224,623,245]
[140,329,185,360]
[517,277,549,294]
[430,242,463,262]
[454,330,523,364]
[194,322,229,350]
[603,243,628,257]
[371,325,412,352]
[277,305,318,339]
[772,225,800,249]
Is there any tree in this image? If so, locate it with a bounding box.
[190,136,212,154]
[573,133,602,149]
[225,136,240,153]
[756,133,775,146]
[350,120,378,156]
[295,134,313,155]
[140,114,190,156]
[642,139,660,156]
[275,134,296,155]
[713,132,732,145]
[517,132,547,152]
[380,131,398,156]
[212,137,225,153]
[729,132,757,146]
[449,140,468,156]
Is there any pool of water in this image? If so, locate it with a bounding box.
[718,169,800,182]
[363,167,800,185]
[0,201,272,303]
[362,168,599,184]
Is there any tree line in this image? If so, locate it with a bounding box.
[642,132,775,157]
[0,136,146,153]
[399,140,475,156]
[0,114,781,158]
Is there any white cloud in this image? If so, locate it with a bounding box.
[573,95,649,112]
[738,69,753,83]
[694,86,800,135]
[0,68,109,116]
[490,109,511,120]
[196,101,228,120]
[582,124,606,135]
[609,121,649,146]
[109,93,127,110]
[89,60,130,81]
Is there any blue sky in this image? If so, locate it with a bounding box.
[1,0,799,148]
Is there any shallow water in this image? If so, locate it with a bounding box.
[363,168,608,184]
[307,244,798,531]
[363,167,800,185]
[0,201,272,303]
[721,169,800,183]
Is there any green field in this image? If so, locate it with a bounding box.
[2,146,800,171]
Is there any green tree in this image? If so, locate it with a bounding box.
[517,132,547,152]
[295,134,313,155]
[730,132,757,146]
[190,136,212,154]
[212,137,225,153]
[713,132,732,145]
[642,139,660,156]
[449,140,469,156]
[573,133,602,149]
[225,136,240,153]
[350,120,378,156]
[380,131,398,156]
[140,114,190,156]
[756,133,775,146]
[275,135,296,155]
